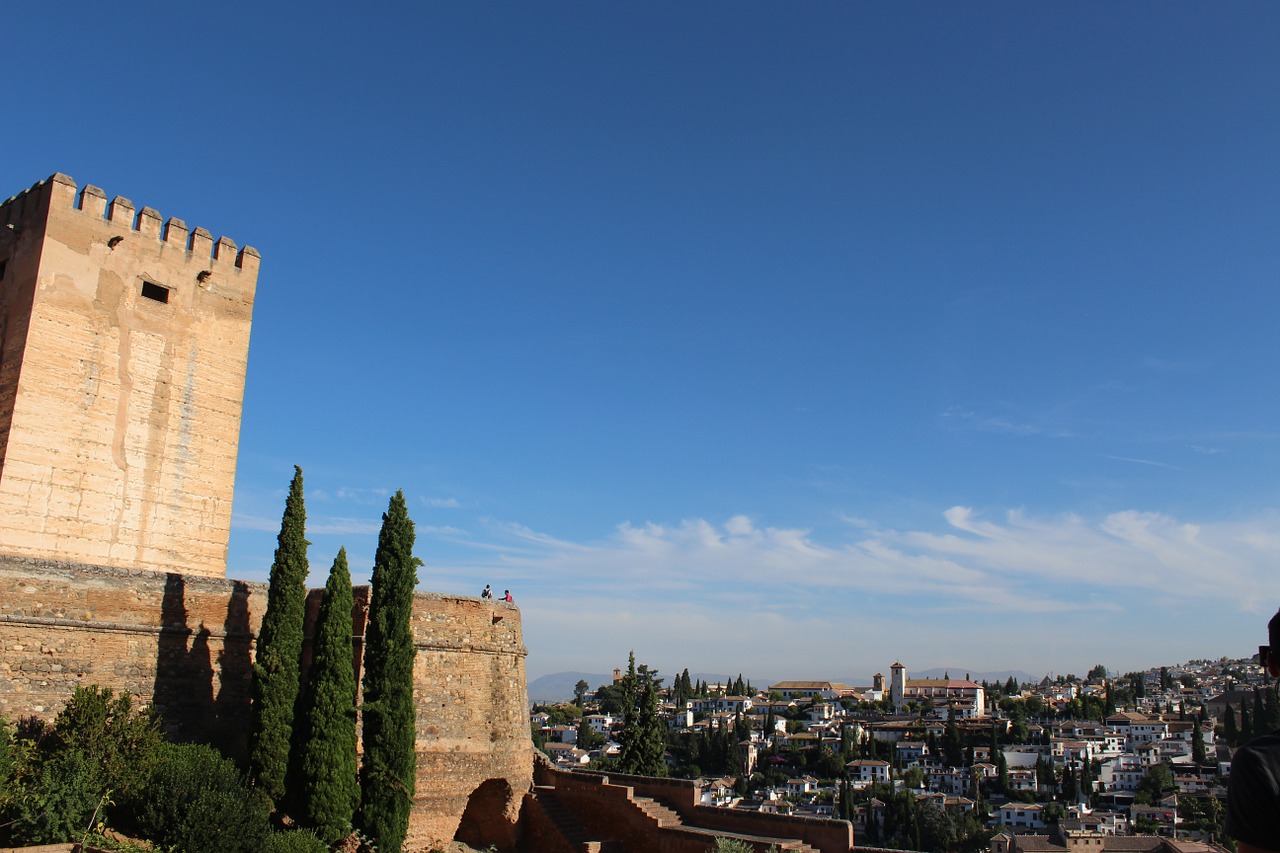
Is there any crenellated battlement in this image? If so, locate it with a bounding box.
[0,172,260,579]
[1,172,260,273]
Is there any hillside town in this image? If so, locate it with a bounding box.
[532,656,1274,852]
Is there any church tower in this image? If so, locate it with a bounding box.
[890,661,906,710]
[0,174,258,577]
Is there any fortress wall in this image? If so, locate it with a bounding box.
[0,556,533,846]
[407,594,531,847]
[0,555,265,753]
[0,175,258,578]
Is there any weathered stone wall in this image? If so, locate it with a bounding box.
[408,593,531,847]
[0,554,262,753]
[0,556,532,847]
[0,174,258,578]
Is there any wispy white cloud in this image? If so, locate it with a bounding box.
[231,512,382,536]
[230,513,280,533]
[431,504,1280,679]
[1100,455,1181,470]
[1142,356,1209,374]
[308,517,383,536]
[938,407,1073,438]
[422,496,461,508]
[241,494,1280,681]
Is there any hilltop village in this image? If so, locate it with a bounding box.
[533,657,1271,850]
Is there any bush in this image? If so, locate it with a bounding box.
[53,686,161,801]
[262,829,330,852]
[134,742,271,853]
[0,717,11,787]
[1,746,103,845]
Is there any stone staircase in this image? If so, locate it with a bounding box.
[632,793,817,853]
[534,779,822,853]
[531,785,607,852]
[632,793,684,828]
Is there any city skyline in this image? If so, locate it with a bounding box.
[6,4,1280,681]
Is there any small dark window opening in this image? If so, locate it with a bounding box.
[0,259,8,280]
[141,281,170,303]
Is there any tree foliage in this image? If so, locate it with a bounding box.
[1134,763,1174,805]
[250,466,310,804]
[616,653,668,776]
[296,548,359,842]
[359,491,422,853]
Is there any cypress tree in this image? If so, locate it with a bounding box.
[618,663,666,776]
[1224,705,1238,747]
[1192,719,1207,766]
[359,491,421,853]
[1253,688,1267,738]
[1240,699,1252,744]
[297,548,359,843]
[250,466,310,805]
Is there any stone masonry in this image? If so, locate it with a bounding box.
[0,174,257,577]
[0,554,532,846]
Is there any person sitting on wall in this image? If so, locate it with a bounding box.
[1227,607,1280,852]
[504,589,513,603]
[481,584,493,599]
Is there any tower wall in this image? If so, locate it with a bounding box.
[0,175,258,577]
[890,663,906,710]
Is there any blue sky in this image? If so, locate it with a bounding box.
[6,3,1280,682]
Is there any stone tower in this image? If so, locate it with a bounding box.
[0,174,258,577]
[890,660,906,710]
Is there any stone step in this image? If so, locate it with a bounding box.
[631,794,683,827]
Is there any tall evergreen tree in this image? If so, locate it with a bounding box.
[1240,699,1253,744]
[359,491,422,853]
[1062,763,1079,803]
[1224,705,1238,747]
[618,659,666,776]
[943,705,964,768]
[296,548,359,843]
[1191,719,1207,766]
[249,466,310,805]
[1253,688,1267,738]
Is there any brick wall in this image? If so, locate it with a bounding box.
[0,556,532,847]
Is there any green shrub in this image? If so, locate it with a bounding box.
[262,829,331,853]
[53,686,162,801]
[1,746,103,845]
[0,717,11,787]
[134,742,271,853]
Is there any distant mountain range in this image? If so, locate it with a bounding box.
[527,667,1040,703]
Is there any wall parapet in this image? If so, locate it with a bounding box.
[0,173,259,272]
[535,762,854,853]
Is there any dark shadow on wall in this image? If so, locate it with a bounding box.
[153,573,213,742]
[153,575,256,760]
[455,778,520,852]
[214,580,254,759]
